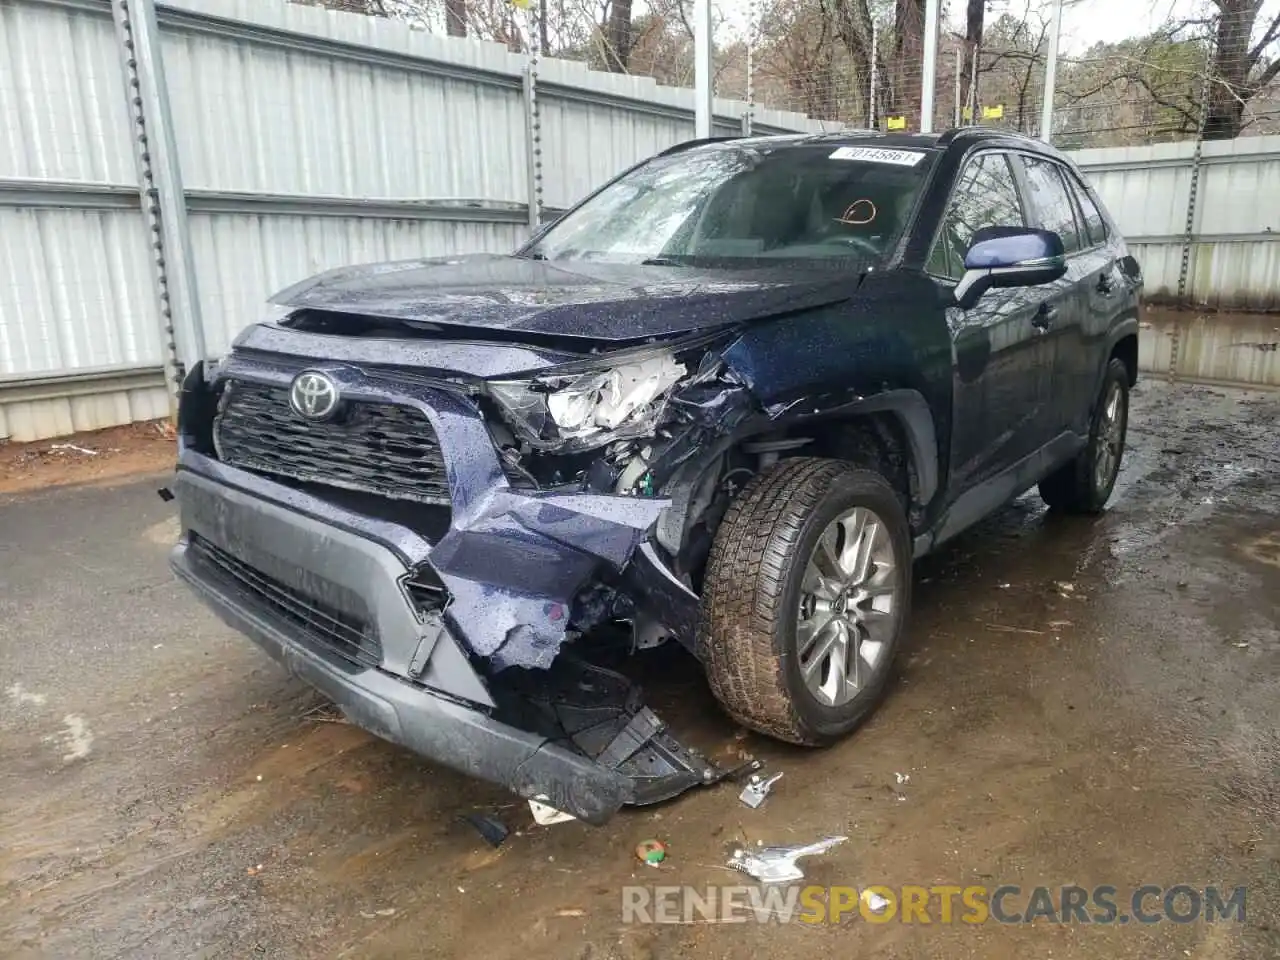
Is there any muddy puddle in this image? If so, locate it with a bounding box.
[1141,307,1280,388]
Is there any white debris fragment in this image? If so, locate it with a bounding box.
[894,772,911,785]
[862,891,890,913]
[49,443,98,456]
[7,683,47,706]
[61,715,93,761]
[529,795,576,826]
[727,836,847,884]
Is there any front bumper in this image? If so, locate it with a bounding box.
[171,460,708,823]
[170,354,711,820]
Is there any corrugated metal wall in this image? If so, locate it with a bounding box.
[0,0,173,439]
[1074,136,1280,312]
[0,0,828,441]
[189,214,526,355]
[1,0,1276,442]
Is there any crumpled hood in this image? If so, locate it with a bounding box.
[272,253,863,343]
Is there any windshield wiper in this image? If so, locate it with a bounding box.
[521,251,548,261]
[641,257,683,266]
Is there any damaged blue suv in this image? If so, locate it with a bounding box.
[170,128,1142,823]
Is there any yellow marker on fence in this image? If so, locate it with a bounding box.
[886,116,907,131]
[982,104,1005,120]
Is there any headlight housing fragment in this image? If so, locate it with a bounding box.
[488,350,687,454]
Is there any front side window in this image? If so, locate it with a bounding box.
[927,152,1026,281]
[525,144,934,268]
[1021,156,1083,254]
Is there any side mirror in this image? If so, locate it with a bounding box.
[954,227,1067,309]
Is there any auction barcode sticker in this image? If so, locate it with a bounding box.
[828,146,927,166]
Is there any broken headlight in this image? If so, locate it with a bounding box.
[488,350,687,454]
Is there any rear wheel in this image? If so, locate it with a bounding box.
[699,458,912,745]
[1040,357,1130,514]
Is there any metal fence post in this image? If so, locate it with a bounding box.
[109,0,204,398]
[742,0,755,136]
[693,0,713,137]
[1040,0,1063,142]
[522,5,544,234]
[954,47,962,128]
[868,20,878,129]
[1171,24,1218,381]
[920,0,941,133]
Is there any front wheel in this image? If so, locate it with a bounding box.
[699,458,912,745]
[1040,357,1130,513]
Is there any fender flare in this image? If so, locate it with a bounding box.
[1094,316,1141,398]
[655,388,940,556]
[824,389,940,508]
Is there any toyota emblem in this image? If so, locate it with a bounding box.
[289,370,339,420]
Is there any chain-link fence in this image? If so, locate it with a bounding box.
[332,0,1280,147]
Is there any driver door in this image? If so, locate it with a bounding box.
[927,150,1059,494]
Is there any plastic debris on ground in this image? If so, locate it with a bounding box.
[862,890,890,913]
[459,812,510,848]
[529,795,576,826]
[738,771,784,808]
[635,839,667,866]
[726,836,847,884]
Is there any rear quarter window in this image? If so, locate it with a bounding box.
[1068,172,1109,247]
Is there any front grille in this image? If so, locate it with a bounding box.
[188,535,382,669]
[214,380,451,505]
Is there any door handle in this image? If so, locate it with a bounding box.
[1033,303,1058,331]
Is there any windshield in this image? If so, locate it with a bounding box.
[525,142,934,269]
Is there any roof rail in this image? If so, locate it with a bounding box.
[654,137,741,157]
[800,128,883,139]
[937,126,1039,146]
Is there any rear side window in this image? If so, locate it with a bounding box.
[927,152,1026,281]
[1020,156,1082,254]
[1068,174,1108,247]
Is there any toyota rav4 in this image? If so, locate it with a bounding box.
[169,128,1142,823]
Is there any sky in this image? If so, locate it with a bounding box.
[1028,0,1202,53]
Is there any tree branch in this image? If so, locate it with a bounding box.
[1248,11,1280,67]
[1121,71,1201,130]
[1255,56,1280,91]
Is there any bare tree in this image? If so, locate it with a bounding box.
[1203,0,1280,138]
[444,0,467,36]
[960,0,984,117]
[820,0,875,119]
[889,0,925,124]
[603,0,635,71]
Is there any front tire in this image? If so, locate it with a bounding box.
[699,458,912,745]
[1040,357,1130,514]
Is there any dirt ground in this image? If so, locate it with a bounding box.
[1,379,1278,960]
[0,421,175,495]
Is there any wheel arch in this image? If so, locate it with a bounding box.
[1110,330,1139,387]
[655,389,940,560]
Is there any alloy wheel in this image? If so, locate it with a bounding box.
[795,507,899,707]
